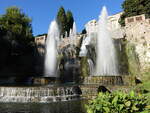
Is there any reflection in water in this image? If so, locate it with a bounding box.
[0,99,86,113]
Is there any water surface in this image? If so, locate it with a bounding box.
[0,100,86,113]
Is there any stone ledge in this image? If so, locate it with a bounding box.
[80,75,134,86]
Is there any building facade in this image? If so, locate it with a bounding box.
[85,12,123,39]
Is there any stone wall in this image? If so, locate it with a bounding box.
[125,14,150,71]
[59,34,83,49]
[79,76,134,99]
[80,76,134,86]
[85,12,123,39]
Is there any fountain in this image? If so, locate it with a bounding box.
[79,36,91,57]
[72,22,77,38]
[95,6,119,76]
[45,20,60,77]
[59,22,80,83]
[87,59,94,75]
[0,6,133,113]
[69,22,77,46]
[0,86,81,103]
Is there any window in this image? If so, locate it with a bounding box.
[136,16,142,21]
[128,18,134,23]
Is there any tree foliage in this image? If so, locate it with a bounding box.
[56,6,74,37]
[66,10,74,36]
[81,28,87,34]
[0,6,33,46]
[0,7,35,76]
[57,6,67,37]
[119,0,150,26]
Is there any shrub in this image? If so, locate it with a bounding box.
[86,91,150,113]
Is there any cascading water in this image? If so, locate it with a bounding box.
[79,36,91,56]
[0,87,80,103]
[95,6,118,76]
[45,20,60,77]
[87,59,94,75]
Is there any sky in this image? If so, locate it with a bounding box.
[0,0,124,36]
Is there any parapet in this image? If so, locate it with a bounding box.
[125,14,146,25]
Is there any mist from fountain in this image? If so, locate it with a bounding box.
[69,22,77,46]
[95,6,118,76]
[45,20,60,77]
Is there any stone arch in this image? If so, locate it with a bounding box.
[97,86,111,93]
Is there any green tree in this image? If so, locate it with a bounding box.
[66,10,74,36]
[56,6,67,37]
[119,0,150,26]
[0,7,35,75]
[0,6,33,47]
[56,7,74,37]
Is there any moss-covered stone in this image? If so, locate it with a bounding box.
[125,42,140,76]
[116,39,140,76]
[80,57,89,77]
[116,39,129,75]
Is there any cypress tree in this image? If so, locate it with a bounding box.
[66,10,74,36]
[56,6,67,37]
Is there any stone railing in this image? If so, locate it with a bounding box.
[80,76,123,85]
[125,14,146,25]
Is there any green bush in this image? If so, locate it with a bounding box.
[86,91,150,113]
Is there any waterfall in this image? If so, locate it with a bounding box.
[79,36,91,56]
[45,20,60,77]
[0,86,80,103]
[95,6,119,76]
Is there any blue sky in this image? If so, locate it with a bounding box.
[0,0,124,36]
